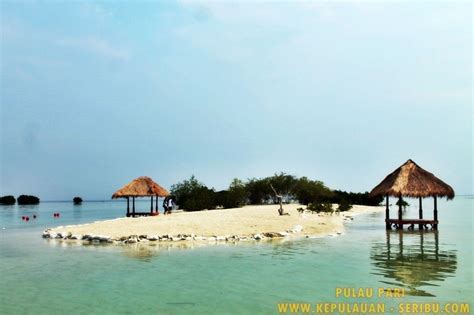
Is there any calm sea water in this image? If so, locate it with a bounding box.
[0,197,472,314]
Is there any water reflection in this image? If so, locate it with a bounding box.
[371,231,457,297]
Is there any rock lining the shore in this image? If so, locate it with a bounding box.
[42,226,304,245]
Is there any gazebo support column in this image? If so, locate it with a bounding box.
[433,196,438,230]
[127,197,130,217]
[418,197,423,230]
[132,197,135,217]
[150,196,153,214]
[385,195,390,230]
[155,196,159,213]
[397,196,403,230]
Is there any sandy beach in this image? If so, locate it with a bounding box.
[47,204,383,242]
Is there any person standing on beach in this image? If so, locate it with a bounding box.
[162,197,169,214]
[166,197,174,215]
[162,196,174,215]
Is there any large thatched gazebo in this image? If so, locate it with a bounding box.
[370,159,454,230]
[112,176,169,217]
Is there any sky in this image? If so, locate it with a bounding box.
[0,0,472,200]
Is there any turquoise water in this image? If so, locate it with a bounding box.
[0,198,472,314]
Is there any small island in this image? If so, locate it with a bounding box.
[17,195,40,205]
[73,197,83,205]
[0,195,16,205]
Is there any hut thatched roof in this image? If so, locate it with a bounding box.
[370,159,454,199]
[112,176,169,199]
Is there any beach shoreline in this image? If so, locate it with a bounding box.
[43,204,384,244]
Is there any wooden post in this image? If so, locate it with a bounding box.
[418,197,423,230]
[433,196,438,230]
[385,195,390,230]
[127,197,130,217]
[132,197,135,216]
[155,196,158,212]
[397,196,403,230]
[150,196,153,213]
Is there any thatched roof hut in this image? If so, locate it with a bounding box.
[112,176,169,199]
[370,159,454,231]
[370,159,454,199]
[112,176,169,217]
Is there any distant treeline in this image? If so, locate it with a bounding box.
[0,195,40,205]
[171,173,383,211]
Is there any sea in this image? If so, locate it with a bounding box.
[0,197,472,314]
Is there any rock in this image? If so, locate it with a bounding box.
[139,235,148,240]
[336,232,342,235]
[216,236,226,241]
[185,237,193,241]
[263,232,284,238]
[119,236,127,241]
[100,235,111,242]
[278,231,289,236]
[126,236,138,244]
[42,231,50,238]
[147,235,159,241]
[70,234,81,240]
[253,234,263,240]
[208,236,216,241]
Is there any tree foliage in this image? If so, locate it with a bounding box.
[171,175,216,211]
[216,178,249,209]
[169,173,382,212]
[293,177,333,205]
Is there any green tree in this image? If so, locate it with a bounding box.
[293,177,333,205]
[170,175,216,211]
[215,178,249,209]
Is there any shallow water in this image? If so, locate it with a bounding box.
[0,198,472,314]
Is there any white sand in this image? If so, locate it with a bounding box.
[49,204,383,239]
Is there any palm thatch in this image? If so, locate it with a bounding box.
[370,159,454,199]
[112,176,169,199]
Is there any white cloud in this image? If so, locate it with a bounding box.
[56,36,129,61]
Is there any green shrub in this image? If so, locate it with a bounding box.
[329,190,383,206]
[245,177,272,204]
[170,176,216,211]
[294,177,333,205]
[337,199,352,212]
[396,199,409,210]
[216,179,248,209]
[307,201,333,213]
[0,195,16,205]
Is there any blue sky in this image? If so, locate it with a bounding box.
[1,1,472,200]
